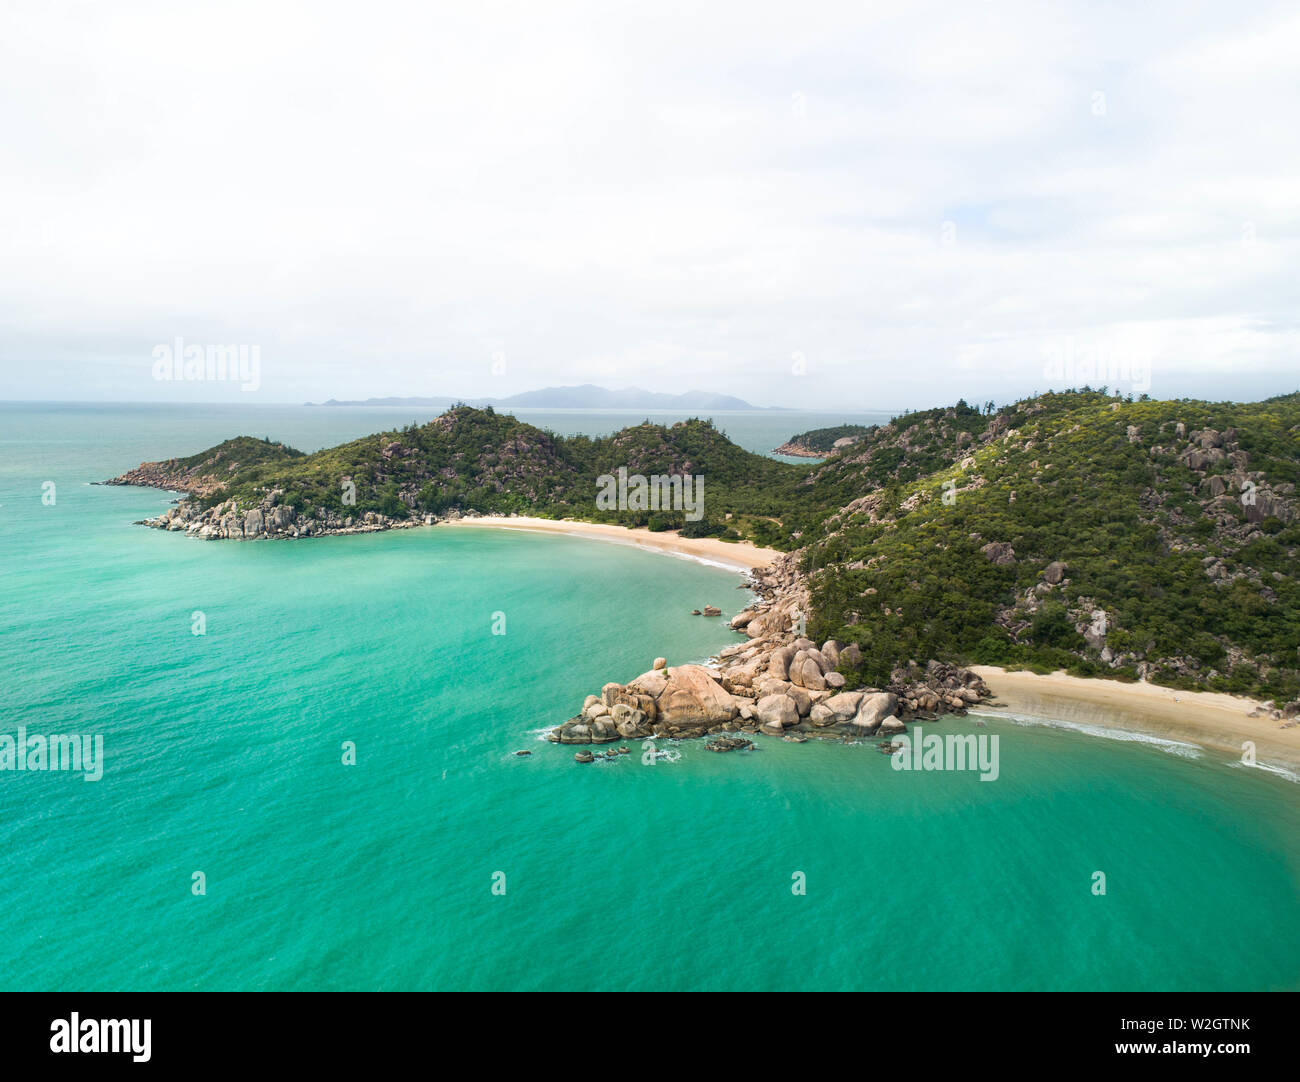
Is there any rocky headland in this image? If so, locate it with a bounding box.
[125,489,431,540]
[771,440,828,458]
[549,552,991,747]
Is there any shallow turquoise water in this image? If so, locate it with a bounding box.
[1,404,1298,990]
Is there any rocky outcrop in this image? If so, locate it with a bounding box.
[657,665,738,727]
[549,561,991,746]
[755,693,799,734]
[131,491,432,541]
[980,541,1017,567]
[849,692,897,734]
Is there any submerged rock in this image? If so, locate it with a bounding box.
[705,736,753,752]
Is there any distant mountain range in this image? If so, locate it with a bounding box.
[307,384,788,411]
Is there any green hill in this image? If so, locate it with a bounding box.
[804,391,1300,699]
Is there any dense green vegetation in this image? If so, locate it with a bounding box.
[777,423,873,454]
[193,406,825,544]
[805,391,1300,701]
[170,436,304,483]
[170,390,1300,700]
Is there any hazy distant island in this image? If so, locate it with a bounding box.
[105,388,1300,750]
[308,383,792,411]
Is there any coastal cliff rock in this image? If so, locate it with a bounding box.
[132,493,427,541]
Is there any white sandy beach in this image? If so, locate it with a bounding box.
[437,515,780,572]
[971,665,1300,769]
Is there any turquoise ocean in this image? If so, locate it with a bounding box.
[1,402,1298,991]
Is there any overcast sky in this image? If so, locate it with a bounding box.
[1,0,1297,409]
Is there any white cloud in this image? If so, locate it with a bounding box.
[0,0,1297,407]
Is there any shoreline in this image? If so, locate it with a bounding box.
[438,515,781,572]
[971,665,1300,770]
[110,479,1300,771]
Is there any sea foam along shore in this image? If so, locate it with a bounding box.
[437,515,780,572]
[971,665,1300,772]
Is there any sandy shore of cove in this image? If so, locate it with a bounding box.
[970,665,1300,769]
[437,515,780,572]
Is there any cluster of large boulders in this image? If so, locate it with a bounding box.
[549,659,737,744]
[549,566,992,746]
[140,492,429,540]
[1150,425,1295,526]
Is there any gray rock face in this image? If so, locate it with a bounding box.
[798,657,825,691]
[980,541,1016,567]
[767,645,797,681]
[243,508,264,537]
[1245,491,1295,525]
[1181,446,1227,471]
[852,692,898,733]
[818,692,864,724]
[786,685,812,717]
[629,669,668,698]
[560,722,591,744]
[657,665,739,727]
[788,650,808,687]
[755,693,799,731]
[616,711,646,739]
[1043,560,1068,585]
[877,715,906,735]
